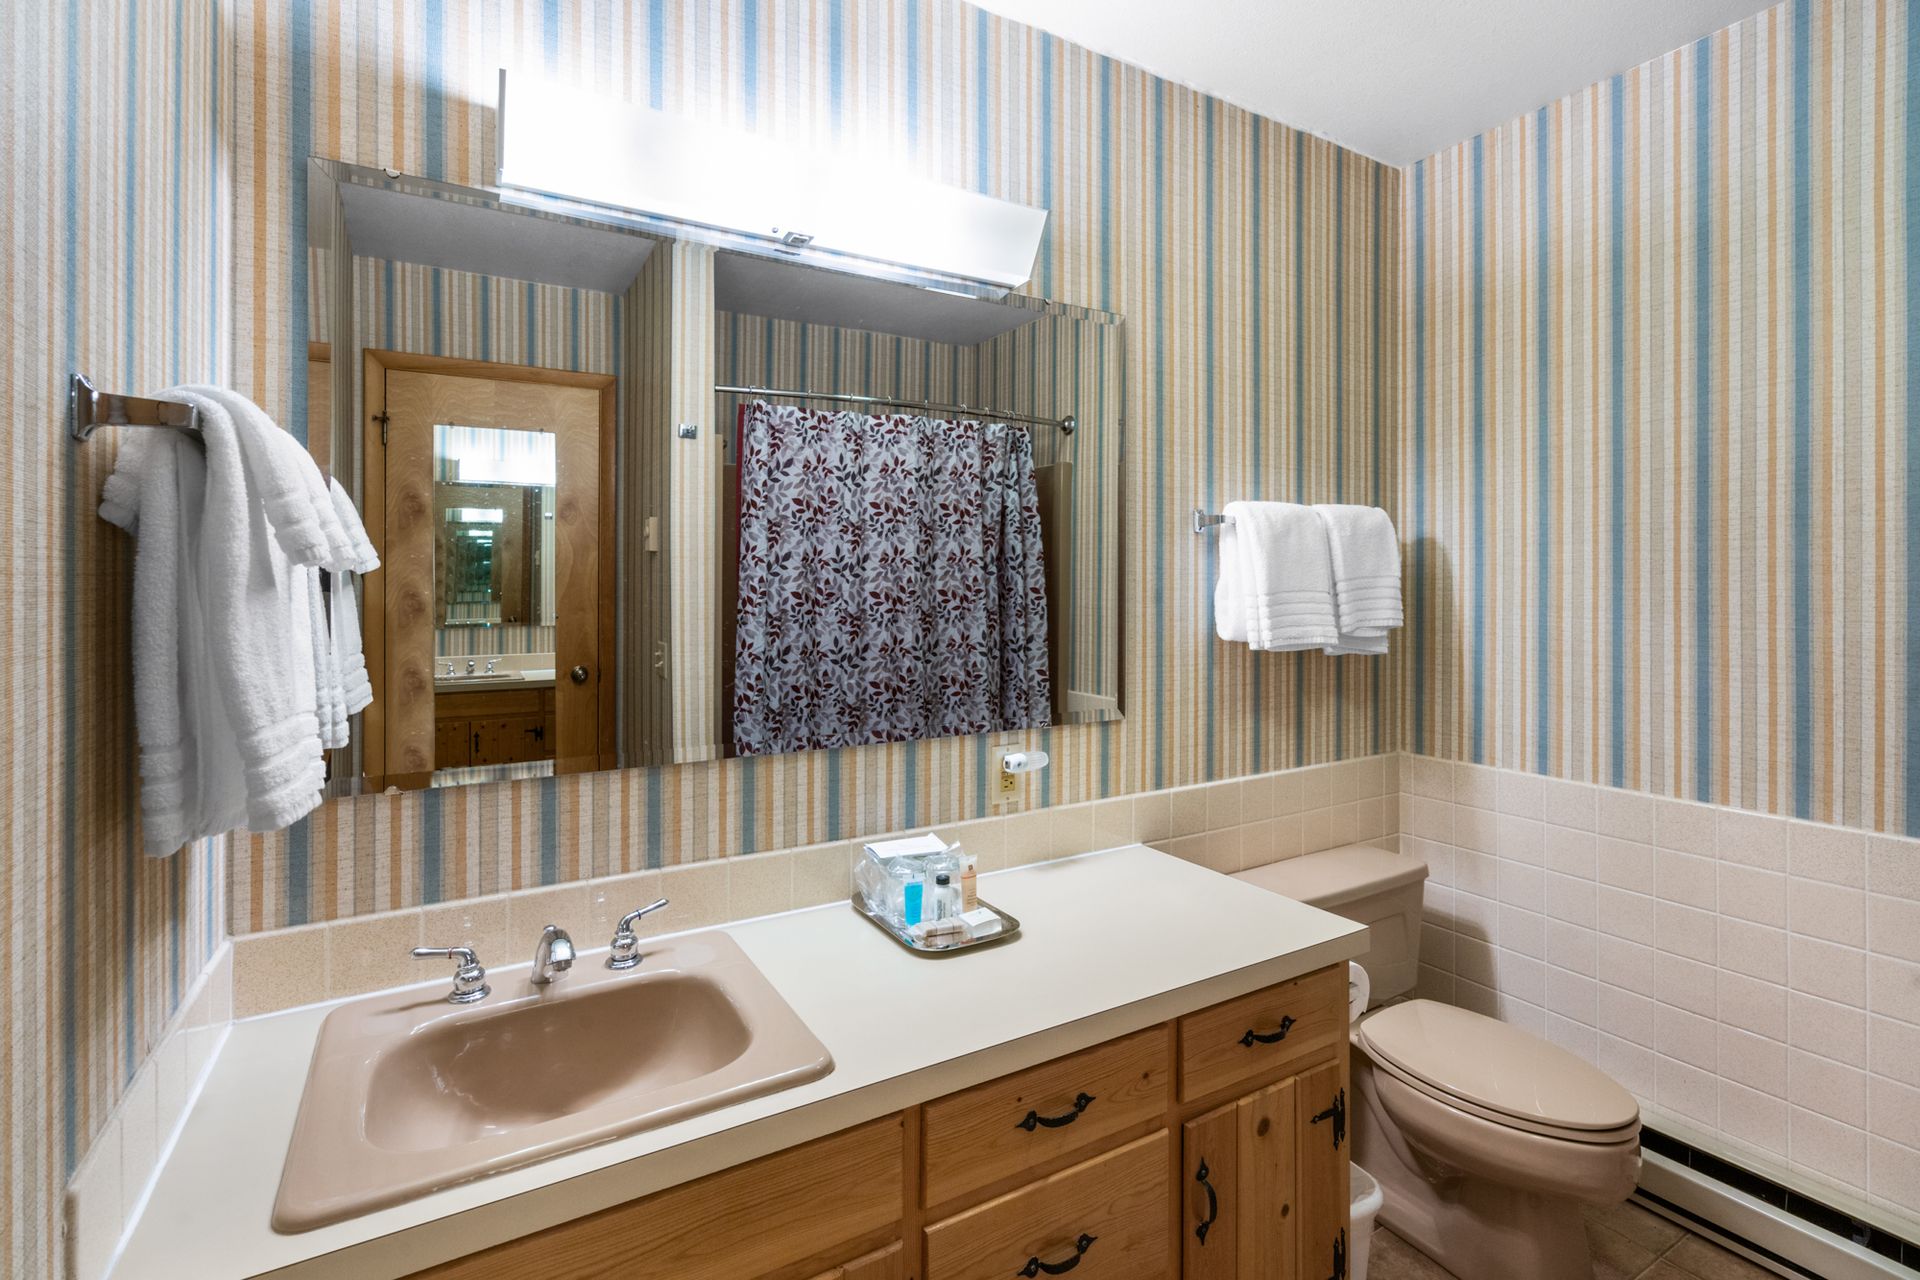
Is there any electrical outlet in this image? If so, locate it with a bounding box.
[991,742,1021,809]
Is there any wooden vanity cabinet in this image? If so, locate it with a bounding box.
[405,963,1349,1280]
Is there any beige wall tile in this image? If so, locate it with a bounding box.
[326,910,426,1000]
[117,1065,158,1226]
[1407,755,1454,801]
[1790,879,1866,948]
[1867,836,1920,902]
[1049,803,1095,859]
[1718,809,1790,872]
[586,871,667,939]
[1790,1106,1868,1190]
[1721,1080,1789,1157]
[791,844,853,909]
[1790,992,1869,1069]
[1869,894,1920,965]
[1788,822,1867,887]
[1869,953,1920,1027]
[1453,764,1501,812]
[1717,1026,1786,1096]
[1597,789,1656,844]
[1202,780,1241,831]
[1167,785,1207,838]
[1001,809,1050,867]
[1539,778,1597,831]
[1241,773,1280,822]
[728,852,794,920]
[1717,972,1787,1042]
[1789,936,1866,1007]
[657,862,729,930]
[1655,800,1718,856]
[421,895,514,969]
[1132,791,1172,844]
[1789,1049,1868,1127]
[1869,1075,1920,1161]
[1091,797,1133,850]
[1719,865,1786,928]
[232,926,328,1019]
[1496,770,1544,820]
[943,818,1006,873]
[505,882,593,949]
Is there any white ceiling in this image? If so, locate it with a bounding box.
[965,0,1777,166]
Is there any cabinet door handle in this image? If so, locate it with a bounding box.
[1240,1014,1296,1047]
[1193,1159,1220,1244]
[1018,1233,1097,1277]
[1016,1092,1095,1131]
[1310,1087,1347,1149]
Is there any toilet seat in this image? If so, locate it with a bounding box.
[1355,1000,1639,1144]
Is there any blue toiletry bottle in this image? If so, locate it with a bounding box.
[903,881,924,927]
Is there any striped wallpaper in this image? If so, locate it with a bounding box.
[227,0,1402,933]
[1399,0,1916,835]
[3,2,230,1277]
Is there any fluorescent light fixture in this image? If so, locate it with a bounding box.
[446,507,506,524]
[497,70,1048,289]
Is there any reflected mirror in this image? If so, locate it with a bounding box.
[305,158,1124,794]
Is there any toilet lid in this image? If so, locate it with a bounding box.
[1356,1000,1639,1134]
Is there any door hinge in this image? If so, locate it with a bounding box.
[1310,1087,1346,1149]
[1327,1227,1347,1280]
[373,410,390,445]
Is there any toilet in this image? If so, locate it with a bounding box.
[1235,845,1641,1280]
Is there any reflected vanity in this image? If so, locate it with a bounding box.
[307,158,1124,794]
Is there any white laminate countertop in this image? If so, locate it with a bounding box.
[115,845,1367,1280]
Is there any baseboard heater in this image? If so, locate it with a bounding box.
[1636,1127,1919,1279]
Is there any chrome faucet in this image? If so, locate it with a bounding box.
[484,657,500,675]
[530,924,575,985]
[412,945,491,1004]
[466,659,478,675]
[606,898,670,970]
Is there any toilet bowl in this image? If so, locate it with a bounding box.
[1235,846,1642,1280]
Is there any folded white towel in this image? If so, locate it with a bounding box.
[172,388,326,833]
[1314,504,1402,655]
[1215,501,1340,651]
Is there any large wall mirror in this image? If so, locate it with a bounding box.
[307,159,1123,795]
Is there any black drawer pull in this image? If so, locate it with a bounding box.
[1017,1092,1096,1132]
[1194,1159,1219,1244]
[1019,1233,1098,1277]
[1240,1014,1296,1047]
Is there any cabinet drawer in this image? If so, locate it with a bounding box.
[408,1116,902,1280]
[1178,964,1346,1102]
[806,1241,904,1280]
[924,1131,1170,1280]
[922,1026,1169,1206]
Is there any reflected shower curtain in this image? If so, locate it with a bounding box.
[733,401,1052,756]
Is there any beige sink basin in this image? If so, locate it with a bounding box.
[272,930,833,1232]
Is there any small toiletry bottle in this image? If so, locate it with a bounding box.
[903,880,925,927]
[934,873,954,921]
[960,851,978,911]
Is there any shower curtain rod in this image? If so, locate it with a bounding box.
[714,383,1076,434]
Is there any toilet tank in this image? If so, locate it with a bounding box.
[1233,845,1428,1003]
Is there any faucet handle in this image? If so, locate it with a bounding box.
[413,945,491,1004]
[607,898,670,970]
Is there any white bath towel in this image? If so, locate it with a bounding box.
[172,388,326,832]
[1214,501,1340,651]
[101,427,247,853]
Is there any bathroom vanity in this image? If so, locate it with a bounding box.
[116,848,1367,1280]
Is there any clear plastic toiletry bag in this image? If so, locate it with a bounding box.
[855,834,961,928]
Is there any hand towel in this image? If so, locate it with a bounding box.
[1314,504,1403,633]
[1215,501,1340,651]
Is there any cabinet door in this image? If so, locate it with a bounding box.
[805,1241,904,1280]
[1181,1079,1297,1280]
[1293,1062,1348,1280]
[435,717,472,768]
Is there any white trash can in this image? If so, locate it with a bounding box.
[1348,1163,1385,1280]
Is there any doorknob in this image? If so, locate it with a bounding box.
[570,665,589,685]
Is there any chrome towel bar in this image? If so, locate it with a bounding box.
[68,373,203,444]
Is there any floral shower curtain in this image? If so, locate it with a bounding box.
[733,401,1052,756]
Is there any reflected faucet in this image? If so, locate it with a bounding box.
[530,924,575,986]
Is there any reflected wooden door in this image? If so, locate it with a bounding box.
[365,352,614,787]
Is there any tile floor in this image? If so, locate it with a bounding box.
[1368,1200,1780,1280]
